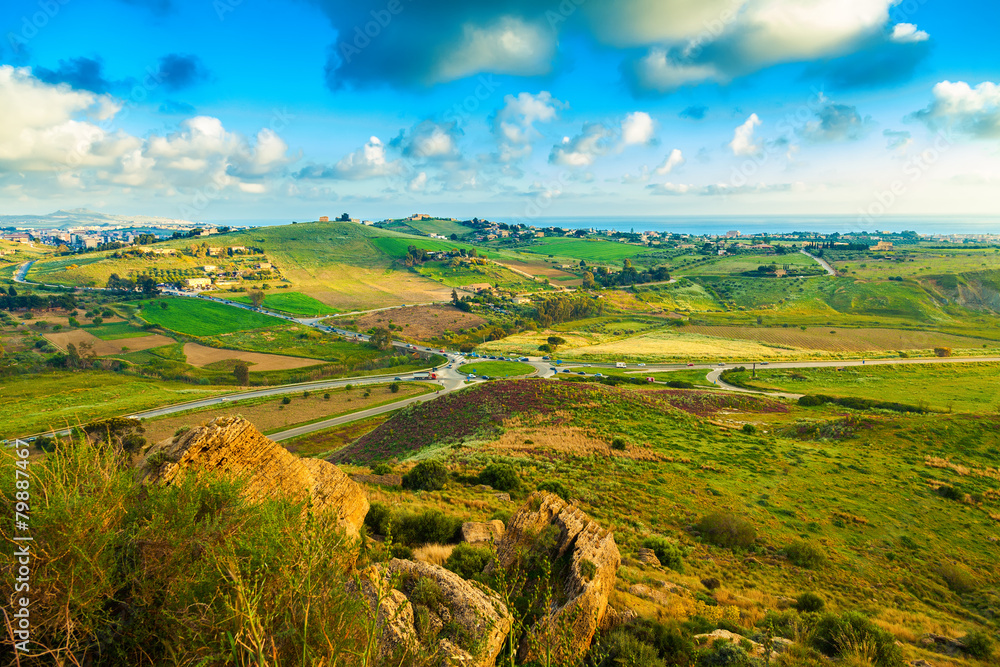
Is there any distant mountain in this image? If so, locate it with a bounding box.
[0,208,203,230]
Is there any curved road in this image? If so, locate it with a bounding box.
[801,249,836,276]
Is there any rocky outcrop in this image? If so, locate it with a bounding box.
[138,416,368,537]
[354,559,512,667]
[695,629,777,660]
[486,491,620,664]
[461,520,505,545]
[636,547,661,567]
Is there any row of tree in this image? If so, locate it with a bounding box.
[589,260,671,287]
[0,291,77,312]
[106,273,159,296]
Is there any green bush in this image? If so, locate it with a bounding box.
[364,502,463,546]
[741,424,757,434]
[798,395,824,407]
[409,578,443,608]
[784,540,826,569]
[810,612,903,667]
[281,396,291,405]
[963,629,994,660]
[936,484,962,501]
[611,437,627,450]
[477,462,521,492]
[444,542,493,579]
[642,536,687,572]
[402,460,449,491]
[580,558,597,581]
[602,630,667,667]
[697,512,756,551]
[536,480,571,500]
[371,463,393,476]
[696,640,760,666]
[937,562,976,593]
[390,382,400,393]
[795,592,825,613]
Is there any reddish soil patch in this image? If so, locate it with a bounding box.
[351,305,485,341]
[44,330,175,356]
[181,343,325,371]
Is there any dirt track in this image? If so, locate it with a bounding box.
[182,343,325,370]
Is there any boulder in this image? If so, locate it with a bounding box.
[354,559,513,667]
[138,416,368,537]
[695,629,776,660]
[636,547,661,567]
[461,520,505,545]
[486,491,621,664]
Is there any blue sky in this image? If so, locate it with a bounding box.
[0,0,998,225]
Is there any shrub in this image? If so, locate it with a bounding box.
[323,393,330,400]
[477,462,521,492]
[371,463,393,476]
[795,592,825,613]
[281,396,291,405]
[536,480,570,500]
[602,630,667,667]
[810,612,903,667]
[579,558,597,581]
[364,502,462,546]
[741,424,757,434]
[409,578,444,608]
[390,382,400,393]
[798,395,825,407]
[444,542,493,579]
[934,347,952,357]
[697,512,756,550]
[784,540,826,569]
[402,460,449,491]
[962,629,994,660]
[936,484,962,501]
[611,437,627,450]
[701,577,720,590]
[642,536,687,572]
[937,562,976,593]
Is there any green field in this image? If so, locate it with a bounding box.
[382,218,474,239]
[733,362,1000,412]
[138,297,283,336]
[673,252,822,276]
[369,236,478,259]
[85,321,150,340]
[230,291,337,316]
[457,360,535,376]
[414,259,539,292]
[0,371,230,435]
[519,237,661,263]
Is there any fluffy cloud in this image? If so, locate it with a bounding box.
[491,91,565,161]
[0,66,294,196]
[391,120,463,160]
[647,182,692,195]
[296,136,401,180]
[648,181,800,196]
[890,23,929,43]
[798,103,872,142]
[549,123,614,167]
[730,114,762,156]
[914,81,1000,138]
[312,0,907,94]
[883,129,912,152]
[655,149,684,175]
[621,111,656,146]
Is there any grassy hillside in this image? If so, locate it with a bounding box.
[328,379,1000,666]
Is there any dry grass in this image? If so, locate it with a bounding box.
[684,325,988,353]
[350,304,485,341]
[412,544,454,566]
[482,417,668,462]
[44,329,175,356]
[181,343,325,371]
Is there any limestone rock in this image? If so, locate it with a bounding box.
[138,416,368,537]
[357,559,513,667]
[350,568,418,664]
[461,520,505,545]
[636,547,661,567]
[486,491,621,664]
[695,629,776,660]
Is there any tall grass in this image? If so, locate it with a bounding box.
[0,439,365,665]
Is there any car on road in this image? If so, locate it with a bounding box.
[717,362,726,367]
[519,357,529,362]
[638,363,646,367]
[761,362,770,365]
[468,374,477,379]
[550,367,558,372]
[542,356,551,360]
[594,373,603,377]
[562,369,572,373]
[687,363,695,367]
[577,371,585,375]
[394,377,401,381]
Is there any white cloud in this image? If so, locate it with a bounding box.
[915,80,1000,138]
[331,136,400,180]
[621,111,656,146]
[408,171,428,192]
[491,91,565,161]
[655,148,685,175]
[730,114,762,156]
[549,123,614,167]
[647,182,692,195]
[890,23,929,43]
[434,17,556,83]
[394,120,462,161]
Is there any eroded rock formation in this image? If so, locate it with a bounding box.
[486,491,621,664]
[138,416,368,537]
